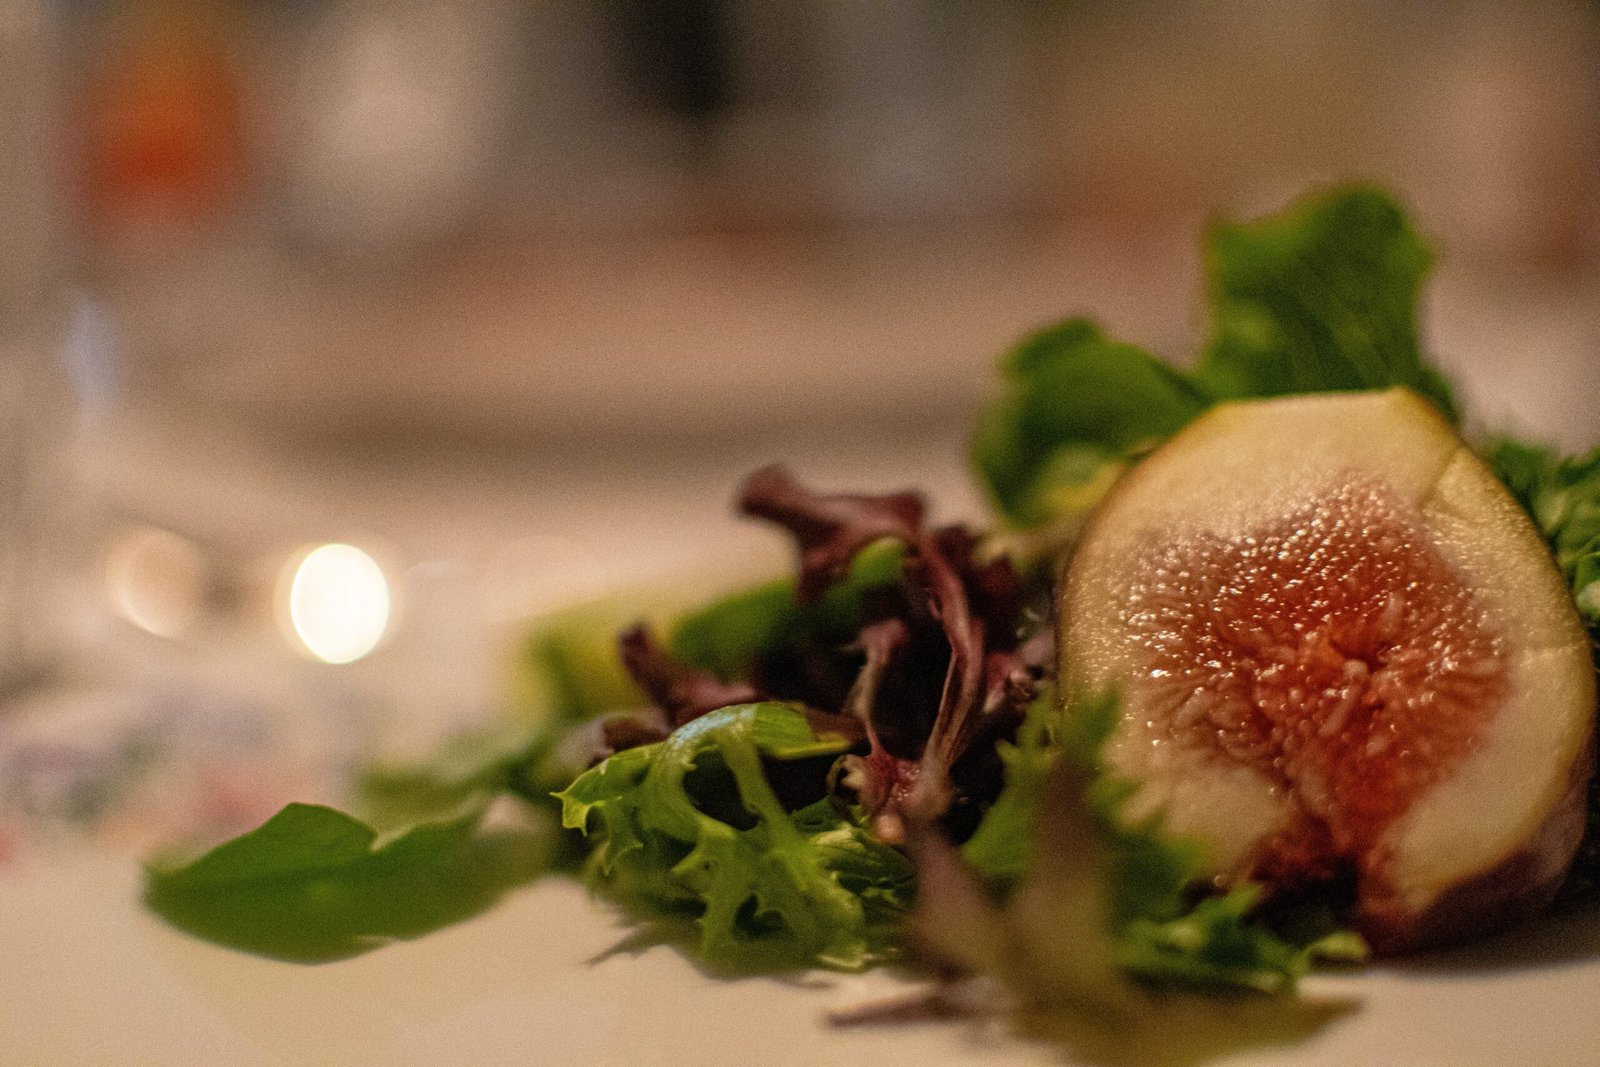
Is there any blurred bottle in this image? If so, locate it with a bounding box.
[75,0,247,237]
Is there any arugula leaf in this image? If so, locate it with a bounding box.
[1197,185,1456,419]
[145,802,549,962]
[557,702,913,971]
[955,692,1361,996]
[357,719,543,833]
[142,597,672,963]
[972,320,1210,527]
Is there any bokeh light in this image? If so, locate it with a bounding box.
[103,525,208,638]
[282,543,390,664]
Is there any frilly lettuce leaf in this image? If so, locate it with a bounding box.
[973,186,1460,529]
[557,702,913,971]
[1196,184,1456,418]
[1486,438,1600,633]
[952,692,1363,999]
[1486,438,1600,891]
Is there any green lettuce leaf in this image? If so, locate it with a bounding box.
[973,186,1460,530]
[1196,184,1456,418]
[959,692,1362,996]
[519,598,656,720]
[972,320,1211,527]
[142,596,660,963]
[1485,438,1600,633]
[669,538,907,680]
[145,801,549,962]
[1484,437,1600,893]
[557,702,913,971]
[669,579,799,681]
[357,718,544,833]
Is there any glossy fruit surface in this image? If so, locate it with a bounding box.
[1060,388,1595,952]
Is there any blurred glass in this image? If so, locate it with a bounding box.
[0,0,71,699]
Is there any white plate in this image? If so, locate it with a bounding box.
[4,843,1600,1067]
[1,677,1598,1067]
[8,337,1599,1065]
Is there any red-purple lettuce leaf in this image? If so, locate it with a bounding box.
[738,465,1047,837]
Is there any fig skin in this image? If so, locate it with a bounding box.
[1058,388,1597,955]
[1359,728,1592,955]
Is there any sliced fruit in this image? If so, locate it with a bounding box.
[1059,388,1595,953]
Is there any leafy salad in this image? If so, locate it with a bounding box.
[145,186,1600,1048]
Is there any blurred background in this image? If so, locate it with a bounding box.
[60,0,1600,445]
[5,10,1600,1049]
[4,0,1600,766]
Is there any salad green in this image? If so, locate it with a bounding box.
[973,185,1457,532]
[145,185,1599,1047]
[1486,439,1600,634]
[950,691,1363,1003]
[144,800,547,963]
[557,701,911,972]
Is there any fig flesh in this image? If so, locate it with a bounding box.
[1059,388,1595,953]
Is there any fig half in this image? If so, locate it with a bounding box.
[1059,388,1595,954]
